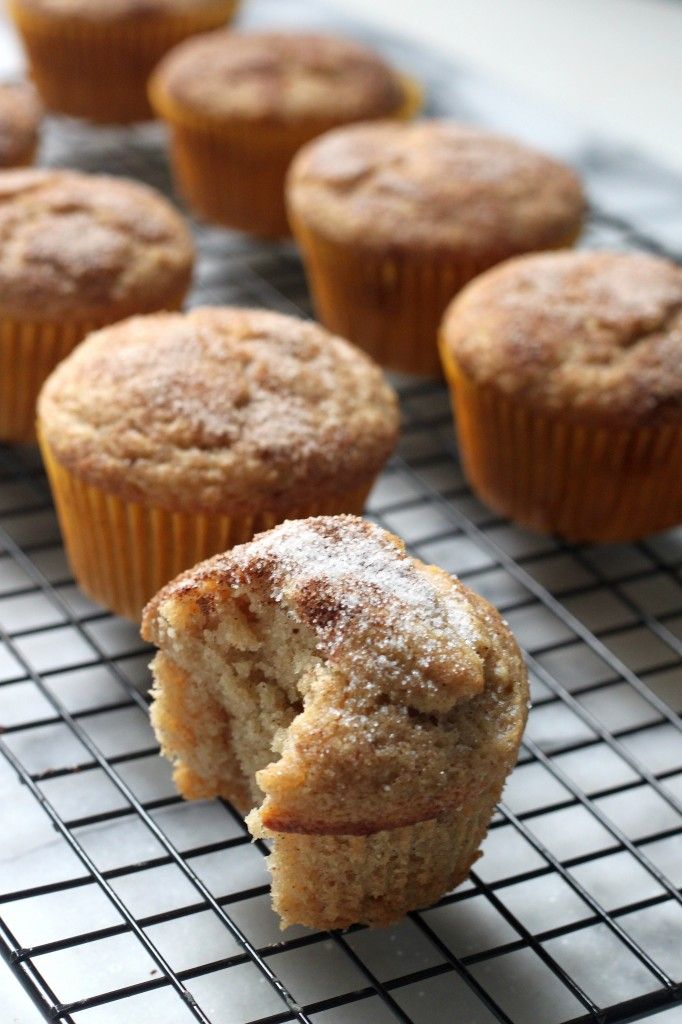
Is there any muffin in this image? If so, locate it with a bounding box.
[0,82,42,167]
[287,120,585,376]
[440,250,682,542]
[8,0,240,124]
[0,169,193,442]
[38,309,399,621]
[149,31,421,238]
[142,515,529,930]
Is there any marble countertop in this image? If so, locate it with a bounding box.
[324,0,682,175]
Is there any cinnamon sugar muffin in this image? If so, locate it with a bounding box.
[0,82,42,167]
[0,169,193,441]
[8,0,239,124]
[38,309,399,621]
[142,515,528,930]
[440,250,682,542]
[149,31,421,237]
[287,120,585,375]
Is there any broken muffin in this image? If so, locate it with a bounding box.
[142,515,528,930]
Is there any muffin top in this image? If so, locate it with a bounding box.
[143,515,528,832]
[442,250,682,424]
[38,308,399,514]
[150,31,406,123]
[12,0,236,20]
[147,515,505,706]
[287,120,584,251]
[0,169,193,319]
[0,82,41,167]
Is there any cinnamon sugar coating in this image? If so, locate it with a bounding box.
[287,120,584,251]
[143,515,528,834]
[441,250,682,423]
[150,31,406,122]
[0,82,41,167]
[0,169,193,319]
[38,308,399,514]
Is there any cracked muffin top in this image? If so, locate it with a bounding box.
[10,0,237,21]
[0,169,193,319]
[0,82,41,167]
[441,250,682,424]
[150,30,407,123]
[38,308,399,514]
[287,120,584,251]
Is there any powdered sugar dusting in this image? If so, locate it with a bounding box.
[232,515,488,709]
[290,120,584,251]
[0,169,192,316]
[39,308,399,514]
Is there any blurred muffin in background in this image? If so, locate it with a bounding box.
[150,30,421,238]
[440,249,682,542]
[287,120,585,376]
[0,81,42,167]
[7,0,240,124]
[37,307,399,621]
[0,169,193,441]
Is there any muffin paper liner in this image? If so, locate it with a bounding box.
[6,143,38,170]
[0,317,102,442]
[1,284,188,443]
[441,349,682,542]
[40,435,374,622]
[291,218,583,377]
[161,117,307,238]
[250,799,496,930]
[8,1,239,123]
[289,221,490,376]
[150,74,422,239]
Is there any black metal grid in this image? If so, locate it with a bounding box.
[1,4,681,1023]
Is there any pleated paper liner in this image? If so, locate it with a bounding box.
[6,143,37,170]
[290,219,497,377]
[291,216,584,378]
[441,350,682,543]
[8,0,240,123]
[0,317,103,442]
[150,74,423,239]
[40,435,374,622]
[1,289,189,443]
[250,799,496,930]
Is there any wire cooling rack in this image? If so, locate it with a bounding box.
[1,2,681,1023]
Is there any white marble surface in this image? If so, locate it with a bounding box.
[324,0,682,174]
[3,975,43,1024]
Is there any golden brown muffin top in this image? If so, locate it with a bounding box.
[150,31,406,123]
[0,169,193,319]
[0,83,41,167]
[442,250,682,424]
[143,515,528,832]
[287,120,584,251]
[12,0,236,20]
[38,309,399,514]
